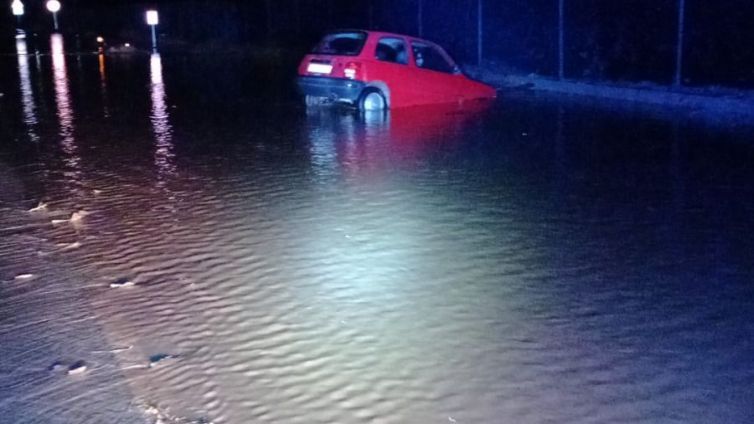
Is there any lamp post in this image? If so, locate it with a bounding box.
[674,0,686,87]
[46,0,61,31]
[11,0,24,26]
[96,35,104,53]
[558,0,565,80]
[146,10,159,52]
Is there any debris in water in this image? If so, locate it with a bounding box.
[14,274,34,280]
[110,278,135,288]
[148,353,175,368]
[48,361,66,372]
[70,210,89,223]
[144,404,160,415]
[93,189,102,195]
[68,360,87,375]
[142,402,213,424]
[53,210,90,225]
[28,202,48,213]
[448,417,457,423]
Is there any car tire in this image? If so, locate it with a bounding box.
[358,88,387,111]
[305,95,327,107]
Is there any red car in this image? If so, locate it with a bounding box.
[297,30,497,110]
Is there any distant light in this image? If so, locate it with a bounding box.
[124,43,131,47]
[146,10,159,26]
[46,0,60,13]
[11,0,24,16]
[96,36,104,43]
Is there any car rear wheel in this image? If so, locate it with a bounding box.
[358,88,387,111]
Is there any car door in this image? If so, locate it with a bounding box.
[408,41,463,105]
[365,36,414,108]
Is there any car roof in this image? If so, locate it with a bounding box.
[327,29,435,45]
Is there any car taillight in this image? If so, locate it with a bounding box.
[344,62,361,80]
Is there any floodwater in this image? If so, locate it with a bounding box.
[1,35,754,424]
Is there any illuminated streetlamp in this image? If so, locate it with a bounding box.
[46,0,61,31]
[146,10,159,52]
[11,0,23,16]
[11,0,23,26]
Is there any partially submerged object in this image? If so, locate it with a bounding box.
[148,353,175,368]
[51,210,89,225]
[28,202,48,213]
[297,30,496,110]
[67,360,87,375]
[110,278,135,288]
[49,360,87,375]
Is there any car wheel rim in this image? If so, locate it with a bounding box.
[363,92,385,111]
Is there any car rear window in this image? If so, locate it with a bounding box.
[375,37,408,65]
[312,32,367,56]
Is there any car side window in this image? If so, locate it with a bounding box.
[375,37,408,65]
[410,42,455,74]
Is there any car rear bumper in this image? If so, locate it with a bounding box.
[297,76,365,103]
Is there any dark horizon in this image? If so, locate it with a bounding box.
[2,0,754,88]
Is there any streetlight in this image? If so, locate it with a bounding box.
[11,0,23,27]
[146,10,159,52]
[11,0,23,16]
[46,0,61,31]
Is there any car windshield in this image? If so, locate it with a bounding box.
[312,31,367,56]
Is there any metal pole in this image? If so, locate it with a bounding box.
[151,25,157,51]
[53,12,59,31]
[418,0,423,37]
[558,0,564,79]
[674,0,685,87]
[477,0,483,66]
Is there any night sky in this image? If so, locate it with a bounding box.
[2,0,754,87]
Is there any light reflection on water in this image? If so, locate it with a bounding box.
[0,54,753,424]
[150,53,176,180]
[98,53,110,118]
[305,103,489,182]
[15,35,39,142]
[50,34,81,190]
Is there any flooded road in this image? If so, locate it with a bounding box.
[1,37,754,423]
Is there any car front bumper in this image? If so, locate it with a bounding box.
[297,76,365,103]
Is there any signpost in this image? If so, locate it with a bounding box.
[46,0,61,31]
[146,10,159,52]
[11,0,23,21]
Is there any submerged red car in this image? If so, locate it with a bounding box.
[297,30,497,110]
